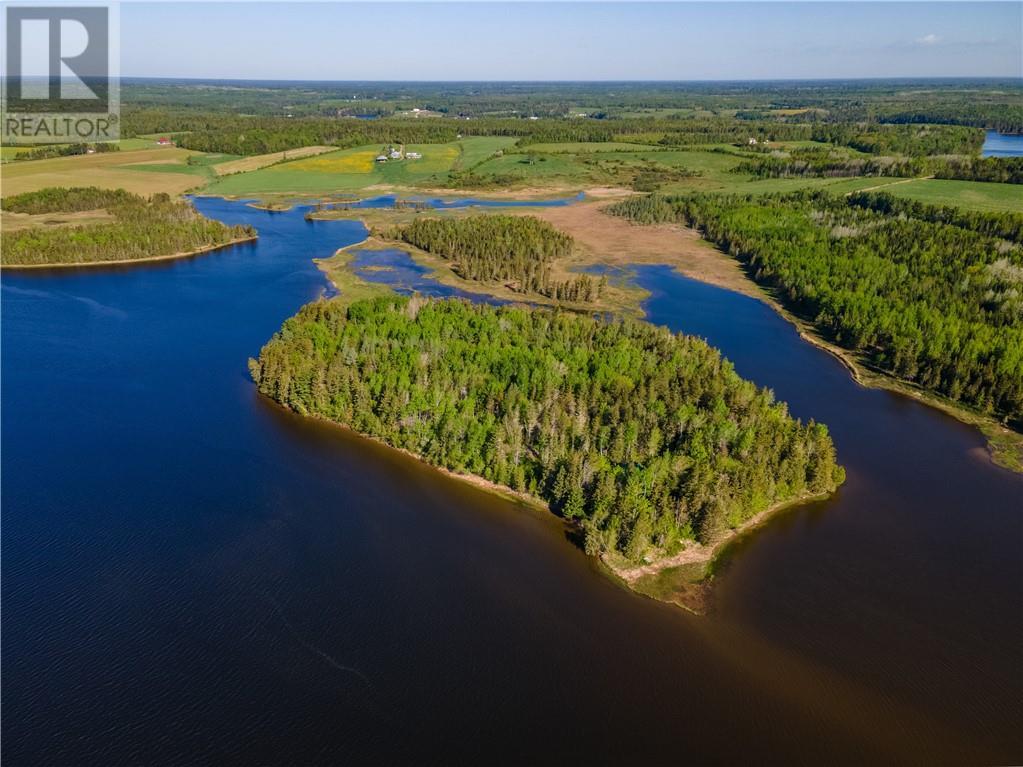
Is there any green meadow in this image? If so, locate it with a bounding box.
[871,178,1022,213]
[203,137,517,195]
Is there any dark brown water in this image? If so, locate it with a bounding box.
[3,200,1020,765]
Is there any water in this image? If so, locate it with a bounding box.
[3,201,1020,764]
[348,247,508,304]
[981,130,1023,157]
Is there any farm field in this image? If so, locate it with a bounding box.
[203,137,517,194]
[198,137,895,199]
[862,177,1022,213]
[0,138,158,162]
[0,145,205,197]
[470,143,874,195]
[523,141,665,153]
[211,145,337,176]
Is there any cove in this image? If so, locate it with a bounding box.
[2,199,1020,765]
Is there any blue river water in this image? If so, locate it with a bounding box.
[2,198,1020,765]
[982,130,1023,157]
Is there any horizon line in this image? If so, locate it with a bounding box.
[119,75,1023,83]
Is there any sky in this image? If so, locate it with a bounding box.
[121,2,1023,80]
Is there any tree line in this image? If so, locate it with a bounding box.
[846,191,1023,243]
[393,215,604,303]
[1,187,254,266]
[120,103,1008,164]
[2,142,120,163]
[610,191,1023,424]
[251,295,844,558]
[736,153,1023,184]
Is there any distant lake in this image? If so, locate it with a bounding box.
[3,199,1021,765]
[981,130,1023,157]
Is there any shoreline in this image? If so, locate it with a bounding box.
[0,234,258,270]
[604,489,832,584]
[717,268,1023,474]
[261,392,830,611]
[311,191,1021,472]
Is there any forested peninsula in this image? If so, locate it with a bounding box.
[1,187,255,267]
[251,296,844,568]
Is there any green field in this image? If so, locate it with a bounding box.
[203,137,517,194]
[470,143,879,195]
[861,178,1022,213]
[200,137,918,198]
[1,137,153,161]
[523,141,665,153]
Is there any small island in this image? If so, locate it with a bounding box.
[1,187,256,268]
[250,294,845,597]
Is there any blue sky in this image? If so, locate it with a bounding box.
[122,2,1022,80]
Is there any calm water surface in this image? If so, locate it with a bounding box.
[3,200,1021,765]
[981,130,1023,157]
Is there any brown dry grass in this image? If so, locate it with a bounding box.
[0,146,202,197]
[511,200,764,300]
[212,146,336,177]
[1,208,114,232]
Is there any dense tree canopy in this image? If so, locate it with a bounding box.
[610,192,1023,424]
[251,296,844,557]
[1,187,254,266]
[394,215,603,302]
[737,153,1023,183]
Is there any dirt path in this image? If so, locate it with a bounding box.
[846,175,933,195]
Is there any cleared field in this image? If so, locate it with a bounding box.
[468,146,748,191]
[0,146,206,197]
[212,145,336,177]
[861,178,1022,213]
[204,137,516,195]
[203,139,886,198]
[1,138,158,163]
[453,136,519,168]
[523,141,664,153]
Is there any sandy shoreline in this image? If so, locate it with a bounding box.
[605,491,830,583]
[0,234,257,270]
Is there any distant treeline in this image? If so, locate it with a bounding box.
[1,187,254,266]
[119,79,1023,132]
[736,153,1023,184]
[251,296,844,556]
[823,101,1023,134]
[394,215,604,303]
[121,108,992,159]
[807,123,984,156]
[610,192,1023,423]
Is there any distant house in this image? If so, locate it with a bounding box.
[389,150,402,159]
[406,151,422,160]
[375,155,388,162]
[748,137,758,145]
[156,137,173,146]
